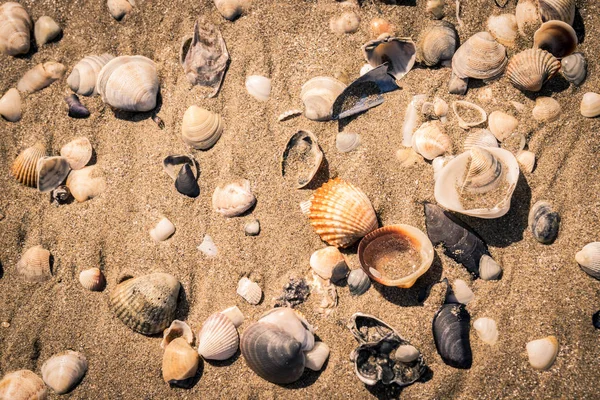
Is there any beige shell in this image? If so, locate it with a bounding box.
[41,351,87,395]
[34,16,60,46]
[60,137,93,170]
[501,132,526,155]
[447,279,474,304]
[516,150,536,173]
[362,35,417,80]
[426,0,445,19]
[221,305,244,328]
[302,178,378,248]
[488,111,518,141]
[68,54,114,96]
[515,0,541,37]
[575,242,600,279]
[479,254,503,280]
[539,0,575,25]
[329,11,360,34]
[532,97,561,122]
[418,20,458,67]
[161,320,195,349]
[463,129,498,151]
[16,245,51,282]
[533,20,577,59]
[452,32,507,80]
[107,0,133,20]
[149,217,175,242]
[79,267,106,291]
[11,142,46,187]
[17,62,66,93]
[487,14,517,47]
[473,318,498,345]
[506,48,560,92]
[0,88,21,122]
[336,132,361,153]
[369,18,395,38]
[181,105,223,150]
[197,312,239,360]
[162,337,199,384]
[580,92,600,118]
[411,121,452,160]
[237,277,262,305]
[66,165,106,202]
[309,246,349,282]
[214,0,250,21]
[37,156,71,193]
[109,273,181,335]
[0,2,32,56]
[395,345,420,363]
[245,75,271,102]
[305,341,330,371]
[212,179,256,217]
[96,55,159,112]
[451,100,487,129]
[526,336,559,370]
[0,370,47,400]
[281,130,323,189]
[300,76,346,121]
[462,147,503,194]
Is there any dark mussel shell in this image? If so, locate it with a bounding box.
[65,94,90,118]
[432,303,472,369]
[175,164,200,198]
[528,201,560,244]
[593,311,600,329]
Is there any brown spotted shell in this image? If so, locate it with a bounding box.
[11,142,46,187]
[506,48,560,92]
[452,32,507,80]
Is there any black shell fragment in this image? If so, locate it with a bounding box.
[175,164,200,198]
[65,94,90,118]
[432,303,472,369]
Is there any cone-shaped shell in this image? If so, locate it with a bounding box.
[79,267,106,291]
[310,246,349,282]
[300,76,346,121]
[463,129,498,151]
[0,370,47,400]
[109,273,181,335]
[362,35,416,80]
[245,75,270,101]
[197,312,239,360]
[96,55,159,112]
[0,87,21,122]
[330,11,360,34]
[34,16,61,46]
[487,14,517,47]
[418,20,458,66]
[506,48,560,92]
[237,277,262,305]
[181,105,223,150]
[16,245,51,282]
[488,111,518,141]
[37,156,71,193]
[281,130,323,188]
[68,54,114,96]
[17,62,66,93]
[11,142,46,187]
[533,20,577,59]
[526,336,559,370]
[162,337,199,384]
[473,318,498,345]
[214,0,250,21]
[162,320,194,349]
[0,2,32,56]
[580,92,600,118]
[347,268,371,296]
[516,0,541,37]
[452,32,507,80]
[539,0,575,25]
[576,242,600,279]
[561,53,586,86]
[212,179,255,217]
[60,137,93,170]
[41,351,87,395]
[303,178,378,248]
[532,97,561,122]
[66,165,106,202]
[411,121,452,160]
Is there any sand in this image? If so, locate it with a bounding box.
[1,0,599,398]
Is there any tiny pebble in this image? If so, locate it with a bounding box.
[244,219,260,236]
[1,321,10,328]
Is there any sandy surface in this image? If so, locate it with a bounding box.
[1,0,599,398]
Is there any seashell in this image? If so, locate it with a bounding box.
[174,164,198,198]
[34,16,61,46]
[79,267,106,291]
[162,337,199,385]
[362,35,416,80]
[97,55,159,112]
[533,20,577,59]
[259,307,315,351]
[528,201,559,244]
[411,121,452,160]
[51,185,71,204]
[11,142,46,187]
[359,63,374,76]
[532,96,561,122]
[237,277,262,305]
[300,76,346,121]
[0,370,47,400]
[434,97,448,121]
[396,148,421,168]
[245,75,270,101]
[451,101,487,129]
[369,18,394,38]
[66,165,106,202]
[60,137,92,170]
[426,0,445,19]
[516,150,536,173]
[539,0,575,25]
[418,21,458,67]
[244,219,260,236]
[68,54,115,96]
[446,279,474,304]
[163,155,197,181]
[212,179,255,217]
[65,94,90,119]
[347,268,371,296]
[506,48,560,92]
[593,311,600,329]
[479,255,503,280]
[107,0,133,20]
[213,0,250,21]
[473,318,498,345]
[37,156,70,193]
[310,246,349,283]
[310,272,338,316]
[161,320,194,349]
[180,18,229,98]
[448,72,468,95]
[580,92,600,118]
[0,2,32,56]
[281,130,323,189]
[109,273,181,335]
[575,242,600,280]
[336,132,361,153]
[561,53,586,86]
[197,234,218,257]
[221,305,244,328]
[302,178,378,248]
[41,351,87,395]
[401,94,427,146]
[304,341,330,371]
[451,32,507,80]
[197,312,239,360]
[488,111,518,141]
[526,336,559,370]
[463,129,498,152]
[0,88,21,122]
[16,245,51,282]
[516,0,541,37]
[329,11,360,34]
[433,303,472,369]
[181,105,223,150]
[150,217,175,242]
[17,62,66,93]
[487,14,517,47]
[278,108,302,121]
[358,224,434,288]
[463,147,503,193]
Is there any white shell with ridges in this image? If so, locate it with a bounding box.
[68,54,114,96]
[0,369,47,400]
[60,137,92,170]
[575,242,600,279]
[237,277,262,305]
[488,111,518,141]
[79,268,106,291]
[41,351,88,395]
[17,245,51,282]
[212,179,255,217]
[479,255,503,280]
[580,93,600,118]
[197,312,239,360]
[532,97,561,122]
[411,121,452,160]
[473,317,498,345]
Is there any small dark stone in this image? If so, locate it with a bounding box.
[65,94,90,118]
[593,311,600,329]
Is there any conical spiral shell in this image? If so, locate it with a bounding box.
[0,88,21,122]
[561,53,586,86]
[575,242,600,279]
[300,76,346,121]
[11,142,46,187]
[418,20,458,67]
[214,0,250,21]
[463,129,498,151]
[34,16,61,46]
[41,351,87,395]
[0,2,32,56]
[60,137,93,170]
[68,54,114,96]
[532,97,561,122]
[96,55,159,112]
[181,105,223,150]
[411,121,452,160]
[0,370,47,400]
[212,179,255,217]
[506,48,560,92]
[452,32,507,80]
[162,337,199,384]
[16,245,51,282]
[539,0,575,25]
[580,92,600,118]
[487,14,517,47]
[66,165,106,202]
[462,147,503,194]
[304,178,378,248]
[237,277,262,305]
[197,312,239,360]
[17,62,66,93]
[79,268,106,291]
[109,273,181,335]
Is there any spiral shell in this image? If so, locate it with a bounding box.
[11,142,46,187]
[16,245,51,282]
[575,242,600,279]
[488,111,518,141]
[213,0,250,21]
[473,318,498,345]
[0,370,47,400]
[60,137,92,170]
[580,92,600,118]
[300,76,346,121]
[66,165,106,202]
[17,62,66,93]
[79,267,106,291]
[68,54,114,96]
[329,11,360,34]
[0,88,21,122]
[418,20,458,67]
[411,121,452,160]
[162,337,199,384]
[539,0,575,25]
[506,48,560,92]
[532,97,561,122]
[362,35,416,80]
[0,2,32,56]
[41,351,87,395]
[452,32,507,80]
[309,246,349,283]
[526,336,559,370]
[533,20,577,59]
[212,179,256,217]
[34,16,61,46]
[197,312,239,360]
[37,156,71,193]
[181,105,223,150]
[463,129,498,151]
[237,277,262,305]
[161,320,194,349]
[347,268,371,296]
[487,14,517,47]
[561,52,586,86]
[245,75,271,101]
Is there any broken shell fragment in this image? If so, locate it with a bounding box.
[11,142,46,187]
[162,337,199,386]
[163,155,197,181]
[479,255,503,280]
[197,234,218,257]
[34,16,61,46]
[580,92,600,118]
[281,130,323,189]
[402,94,427,146]
[532,97,561,122]
[244,219,260,236]
[0,2,32,56]
[212,179,255,217]
[0,370,47,400]
[17,245,52,282]
[17,62,66,93]
[575,242,600,280]
[197,312,239,360]
[65,94,90,119]
[60,137,92,170]
[79,268,106,291]
[329,11,360,34]
[213,0,250,21]
[411,121,452,160]
[245,75,271,101]
[41,351,87,395]
[433,303,472,369]
[301,76,346,121]
[66,165,106,202]
[463,129,498,152]
[37,156,70,193]
[310,246,349,283]
[526,336,559,370]
[418,20,458,67]
[533,20,577,59]
[446,279,474,304]
[162,320,194,349]
[487,14,517,47]
[488,111,518,141]
[451,101,487,129]
[451,32,507,80]
[473,317,498,345]
[0,88,21,122]
[347,268,371,296]
[181,105,223,150]
[506,48,560,92]
[221,306,244,328]
[561,53,586,86]
[150,217,176,242]
[107,0,133,20]
[68,54,114,96]
[237,277,262,305]
[304,341,330,371]
[528,201,559,244]
[362,35,416,80]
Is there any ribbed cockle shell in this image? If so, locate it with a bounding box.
[16,245,52,282]
[411,121,452,160]
[0,370,47,400]
[41,351,88,395]
[506,48,560,92]
[11,142,46,187]
[197,312,239,360]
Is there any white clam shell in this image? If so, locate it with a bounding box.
[41,351,87,395]
[447,279,474,304]
[68,54,114,96]
[0,2,32,56]
[0,370,47,400]
[309,246,349,282]
[526,336,559,370]
[300,76,346,121]
[181,105,224,150]
[34,16,61,46]
[411,121,452,160]
[533,20,577,59]
[212,179,256,217]
[479,255,503,280]
[487,14,517,47]
[451,100,487,129]
[237,277,262,305]
[580,92,600,118]
[516,150,536,173]
[79,268,106,291]
[473,317,498,345]
[463,129,498,152]
[221,305,244,328]
[418,20,458,67]
[0,88,21,122]
[532,97,561,122]
[329,11,360,34]
[488,111,518,141]
[37,156,71,193]
[336,132,361,153]
[60,137,92,170]
[304,341,330,371]
[161,320,195,349]
[197,235,218,258]
[197,312,239,360]
[149,217,175,242]
[245,75,271,102]
[17,62,66,93]
[17,245,51,282]
[575,242,600,279]
[259,307,314,351]
[66,165,106,202]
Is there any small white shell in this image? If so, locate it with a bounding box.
[41,351,87,395]
[532,97,561,122]
[463,129,498,152]
[411,121,452,160]
[473,317,498,345]
[575,242,600,279]
[0,88,21,122]
[447,279,474,304]
[526,336,559,370]
[309,246,349,282]
[221,305,244,328]
[394,344,420,362]
[197,312,239,360]
[197,235,218,258]
[516,0,541,37]
[245,75,271,102]
[149,217,175,242]
[580,92,600,118]
[67,54,114,96]
[212,179,256,217]
[79,268,106,291]
[161,320,195,349]
[107,0,133,20]
[516,150,536,173]
[181,105,224,150]
[479,255,503,280]
[244,219,260,236]
[336,132,361,153]
[487,14,517,47]
[304,341,330,371]
[488,111,518,141]
[17,245,51,282]
[329,11,360,34]
[60,137,92,170]
[426,0,445,19]
[66,165,106,202]
[433,97,448,121]
[300,76,346,121]
[34,16,61,46]
[451,101,487,129]
[236,277,262,305]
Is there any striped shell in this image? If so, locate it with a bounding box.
[533,20,577,59]
[300,76,346,121]
[418,20,458,67]
[66,165,106,202]
[237,277,262,305]
[411,121,452,160]
[16,245,52,282]
[162,337,199,384]
[452,32,507,80]
[197,312,239,360]
[463,129,498,151]
[11,142,46,187]
[532,97,561,122]
[0,88,21,122]
[60,137,93,170]
[0,370,47,400]
[561,53,586,86]
[17,62,66,93]
[68,54,114,96]
[0,2,32,56]
[506,48,560,92]
[181,105,223,150]
[79,268,106,291]
[37,156,71,193]
[347,268,371,296]
[576,242,600,279]
[580,92,600,118]
[302,178,378,248]
[212,179,256,217]
[41,351,88,395]
[487,14,517,47]
[539,0,575,25]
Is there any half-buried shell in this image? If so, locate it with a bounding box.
[16,245,52,282]
[212,179,255,217]
[37,156,71,193]
[162,337,199,385]
[281,130,323,189]
[60,137,92,170]
[0,370,47,400]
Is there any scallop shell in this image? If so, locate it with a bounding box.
[302,178,378,248]
[107,0,133,20]
[16,245,51,282]
[68,54,114,96]
[37,156,71,193]
[516,0,541,37]
[212,179,256,217]
[488,111,518,141]
[473,318,498,345]
[109,273,181,335]
[0,88,21,122]
[347,268,371,296]
[150,217,175,242]
[526,336,559,370]
[426,0,445,19]
[369,18,394,38]
[0,370,47,400]
[418,21,457,67]
[479,255,503,280]
[336,132,361,153]
[181,105,223,150]
[575,242,600,279]
[362,35,416,80]
[487,14,517,47]
[446,279,474,304]
[66,165,106,202]
[17,62,66,93]
[310,246,349,283]
[561,52,586,86]
[580,92,600,118]
[452,32,507,80]
[411,121,452,160]
[451,101,487,129]
[532,97,561,122]
[96,55,159,112]
[41,351,87,395]
[506,48,560,92]
[281,130,323,189]
[300,76,346,121]
[539,0,575,25]
[60,137,92,170]
[79,267,106,291]
[528,201,560,244]
[463,129,498,151]
[329,11,360,34]
[161,320,194,349]
[237,277,262,305]
[34,16,60,46]
[358,224,434,288]
[0,2,32,56]
[214,0,249,20]
[162,337,199,384]
[11,142,46,187]
[433,303,472,369]
[245,75,271,101]
[533,20,577,59]
[304,341,330,371]
[516,150,536,173]
[197,312,239,360]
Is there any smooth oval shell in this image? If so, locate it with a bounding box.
[362,35,416,80]
[446,279,474,304]
[79,267,106,291]
[411,121,452,160]
[66,165,106,202]
[479,255,503,280]
[162,337,199,384]
[329,11,360,34]
[68,54,114,96]
[488,111,518,141]
[516,150,536,173]
[473,317,498,345]
[561,53,586,86]
[575,242,600,279]
[237,277,262,305]
[0,87,21,122]
[310,246,349,282]
[463,129,498,151]
[580,92,600,118]
[161,320,194,349]
[300,76,346,121]
[17,245,51,282]
[11,142,46,187]
[347,268,371,296]
[304,341,330,371]
[197,312,239,360]
[181,105,223,150]
[418,20,458,67]
[109,273,181,335]
[107,0,133,20]
[17,62,66,93]
[533,20,577,59]
[37,156,71,193]
[212,179,255,217]
[516,0,541,37]
[506,48,560,92]
[60,137,93,170]
[336,132,361,153]
[487,14,517,47]
[452,32,507,80]
[150,217,175,242]
[532,97,561,122]
[41,351,87,395]
[0,370,47,400]
[539,0,575,25]
[452,101,487,129]
[432,303,472,369]
[34,16,60,46]
[281,130,323,189]
[526,336,559,370]
[245,75,271,101]
[0,2,32,56]
[214,0,249,20]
